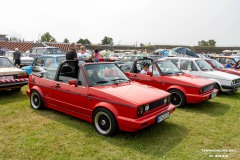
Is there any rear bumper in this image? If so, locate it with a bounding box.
[0,81,28,90]
[117,104,176,132]
[185,89,218,104]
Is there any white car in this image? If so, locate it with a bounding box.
[166,57,240,94]
[0,56,28,91]
[5,51,34,67]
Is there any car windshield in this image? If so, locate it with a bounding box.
[233,57,240,63]
[195,59,214,71]
[156,61,183,75]
[209,59,224,68]
[56,57,66,64]
[42,48,63,54]
[0,57,14,68]
[84,63,129,86]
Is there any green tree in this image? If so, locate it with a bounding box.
[140,43,145,47]
[208,39,216,46]
[10,37,18,41]
[101,36,114,45]
[41,32,56,42]
[76,38,91,45]
[63,38,69,43]
[198,40,208,46]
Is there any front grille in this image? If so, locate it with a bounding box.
[202,83,214,93]
[149,98,166,110]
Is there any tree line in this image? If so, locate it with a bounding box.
[40,32,114,45]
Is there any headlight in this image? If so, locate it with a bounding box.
[200,87,203,94]
[167,96,171,104]
[137,106,144,117]
[144,104,149,112]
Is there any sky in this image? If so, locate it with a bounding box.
[0,0,240,46]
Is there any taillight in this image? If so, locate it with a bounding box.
[17,72,27,78]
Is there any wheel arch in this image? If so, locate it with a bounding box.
[92,102,119,121]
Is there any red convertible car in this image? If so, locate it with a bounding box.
[206,59,240,76]
[26,61,176,136]
[125,58,218,107]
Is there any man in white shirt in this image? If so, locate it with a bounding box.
[140,63,149,74]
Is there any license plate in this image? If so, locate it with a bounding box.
[156,111,170,123]
[211,92,217,99]
[0,76,14,81]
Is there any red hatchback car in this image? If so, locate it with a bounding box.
[125,59,218,107]
[206,59,240,76]
[26,61,176,136]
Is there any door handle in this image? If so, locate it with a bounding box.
[55,83,60,87]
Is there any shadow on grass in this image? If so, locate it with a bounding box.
[35,107,188,158]
[0,90,27,105]
[182,101,230,117]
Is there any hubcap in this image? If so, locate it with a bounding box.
[31,92,40,109]
[170,92,182,107]
[95,111,111,135]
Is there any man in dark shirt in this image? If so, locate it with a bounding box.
[66,43,78,60]
[13,48,21,68]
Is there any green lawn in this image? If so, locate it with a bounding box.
[0,86,239,160]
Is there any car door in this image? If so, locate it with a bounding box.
[53,62,90,118]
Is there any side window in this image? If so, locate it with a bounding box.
[31,49,36,53]
[33,58,45,66]
[191,62,198,71]
[45,58,54,67]
[78,68,86,87]
[152,64,160,76]
[180,60,191,70]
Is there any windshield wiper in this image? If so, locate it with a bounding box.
[202,68,209,71]
[93,80,109,84]
[111,78,129,81]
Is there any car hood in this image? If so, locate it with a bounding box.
[89,82,170,107]
[0,67,26,75]
[163,74,214,87]
[201,70,240,80]
[218,68,240,76]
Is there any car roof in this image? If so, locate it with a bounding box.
[35,55,66,58]
[165,57,200,60]
[32,47,59,49]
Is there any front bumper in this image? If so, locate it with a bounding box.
[116,103,176,132]
[221,83,240,90]
[185,89,218,104]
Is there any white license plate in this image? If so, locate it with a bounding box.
[156,111,170,123]
[211,92,217,99]
[0,76,14,80]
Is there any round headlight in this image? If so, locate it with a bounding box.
[164,98,167,104]
[137,106,144,117]
[145,105,149,112]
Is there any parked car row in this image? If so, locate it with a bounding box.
[1,47,240,136]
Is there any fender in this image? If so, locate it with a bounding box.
[166,85,187,94]
[31,86,44,98]
[92,102,120,118]
[208,78,222,90]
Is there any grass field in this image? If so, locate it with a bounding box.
[0,86,239,160]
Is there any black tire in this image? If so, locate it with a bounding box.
[93,108,118,136]
[11,88,21,92]
[169,89,186,108]
[30,90,44,110]
[214,83,221,92]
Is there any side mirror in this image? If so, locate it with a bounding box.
[147,71,153,76]
[187,68,192,72]
[69,79,77,87]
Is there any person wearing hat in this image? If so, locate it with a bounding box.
[140,62,150,74]
[13,48,21,68]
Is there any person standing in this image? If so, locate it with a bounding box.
[66,43,78,61]
[93,49,100,62]
[104,49,110,62]
[78,45,87,61]
[13,48,21,68]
